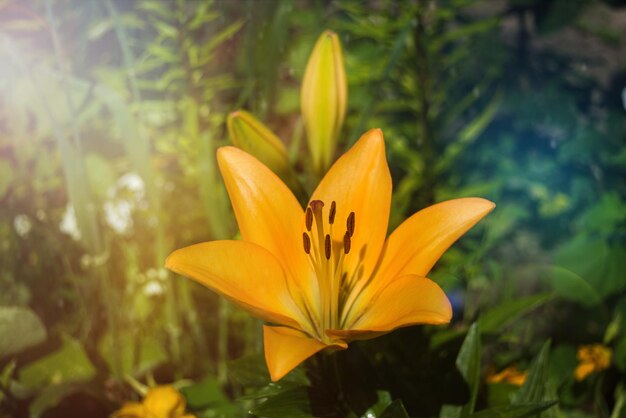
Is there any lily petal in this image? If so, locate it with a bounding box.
[346,275,452,332]
[263,325,347,381]
[344,198,492,321]
[143,386,186,416]
[377,197,494,281]
[309,129,391,286]
[217,146,317,317]
[166,240,304,329]
[111,403,145,418]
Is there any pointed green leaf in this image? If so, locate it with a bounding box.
[611,383,626,418]
[180,375,235,411]
[228,353,309,389]
[532,265,601,307]
[249,386,312,418]
[513,341,551,405]
[468,401,558,418]
[0,306,46,358]
[478,294,552,334]
[380,399,410,418]
[0,159,14,199]
[440,323,481,418]
[97,329,167,376]
[362,390,393,417]
[18,336,95,390]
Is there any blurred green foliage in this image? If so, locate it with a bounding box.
[0,0,625,417]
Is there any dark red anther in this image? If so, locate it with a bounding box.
[329,201,336,224]
[302,232,311,254]
[309,200,324,213]
[343,231,351,254]
[324,234,331,260]
[305,207,313,231]
[346,212,355,237]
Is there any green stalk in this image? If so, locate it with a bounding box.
[43,0,122,377]
[414,2,436,206]
[173,0,234,382]
[105,0,189,371]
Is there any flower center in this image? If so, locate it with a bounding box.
[301,199,355,335]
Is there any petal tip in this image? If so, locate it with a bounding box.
[362,127,384,141]
[453,197,496,217]
[216,145,249,171]
[472,197,496,214]
[164,251,177,271]
[267,364,288,382]
[216,145,238,159]
[354,128,386,156]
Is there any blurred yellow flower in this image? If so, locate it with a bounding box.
[301,30,347,176]
[487,365,528,386]
[166,129,494,381]
[574,344,612,381]
[111,385,195,418]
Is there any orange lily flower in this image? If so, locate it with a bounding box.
[574,344,612,381]
[166,129,494,381]
[487,365,528,386]
[111,385,195,418]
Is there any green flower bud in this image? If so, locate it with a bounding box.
[227,110,297,189]
[301,30,347,176]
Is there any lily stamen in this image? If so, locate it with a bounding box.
[301,199,358,332]
[347,212,355,237]
[303,232,311,254]
[305,207,313,231]
[324,234,331,260]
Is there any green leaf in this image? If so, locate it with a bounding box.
[18,336,96,390]
[513,341,552,405]
[547,345,577,387]
[380,400,410,418]
[536,0,590,33]
[85,153,116,200]
[249,387,312,418]
[29,381,95,418]
[204,20,244,53]
[0,306,46,358]
[545,266,601,307]
[153,20,178,38]
[468,401,558,418]
[437,91,502,173]
[0,159,14,199]
[88,14,144,41]
[440,323,481,418]
[180,375,237,415]
[98,329,167,376]
[228,353,309,389]
[611,384,626,418]
[527,265,602,308]
[478,294,552,334]
[555,236,626,298]
[361,390,393,417]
